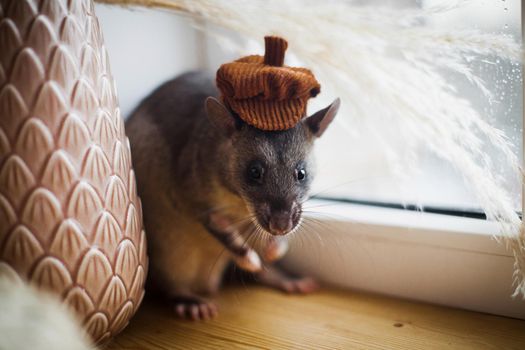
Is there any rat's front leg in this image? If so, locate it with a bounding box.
[204,212,262,273]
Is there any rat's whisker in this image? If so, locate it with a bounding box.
[208,245,230,284]
[302,202,348,210]
[302,210,365,225]
[301,173,390,204]
[224,214,258,232]
[298,220,324,246]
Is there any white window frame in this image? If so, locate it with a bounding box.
[284,200,523,319]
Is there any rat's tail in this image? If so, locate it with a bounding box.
[0,277,94,350]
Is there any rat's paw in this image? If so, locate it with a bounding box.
[280,277,320,294]
[263,237,289,262]
[171,296,218,321]
[256,266,320,294]
[233,249,262,272]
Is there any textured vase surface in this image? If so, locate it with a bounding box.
[0,0,147,343]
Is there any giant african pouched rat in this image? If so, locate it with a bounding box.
[126,71,339,320]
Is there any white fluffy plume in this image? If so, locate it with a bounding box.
[0,278,93,350]
[96,0,524,296]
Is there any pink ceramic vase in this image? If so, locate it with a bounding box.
[0,0,147,343]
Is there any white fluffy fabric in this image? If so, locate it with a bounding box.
[96,0,524,296]
[0,278,93,350]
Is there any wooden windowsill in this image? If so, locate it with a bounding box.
[107,286,525,349]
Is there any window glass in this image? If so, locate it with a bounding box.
[311,0,522,211]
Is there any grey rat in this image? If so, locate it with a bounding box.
[126,71,339,320]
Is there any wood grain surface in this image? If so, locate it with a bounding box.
[107,286,525,349]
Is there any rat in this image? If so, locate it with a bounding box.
[126,71,339,320]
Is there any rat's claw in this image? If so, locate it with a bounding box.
[172,296,218,321]
[234,249,261,272]
[263,237,289,262]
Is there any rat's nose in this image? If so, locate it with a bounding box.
[268,212,293,236]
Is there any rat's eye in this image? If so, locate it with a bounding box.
[248,164,263,181]
[297,168,306,181]
[250,167,262,179]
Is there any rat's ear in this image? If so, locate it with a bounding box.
[305,98,340,138]
[205,97,238,136]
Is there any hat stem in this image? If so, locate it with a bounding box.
[263,36,288,67]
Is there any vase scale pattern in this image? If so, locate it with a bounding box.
[0,0,147,343]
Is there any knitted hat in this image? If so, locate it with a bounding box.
[216,36,321,131]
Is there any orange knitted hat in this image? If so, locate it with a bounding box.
[216,36,321,131]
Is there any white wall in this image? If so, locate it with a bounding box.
[95,5,205,118]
